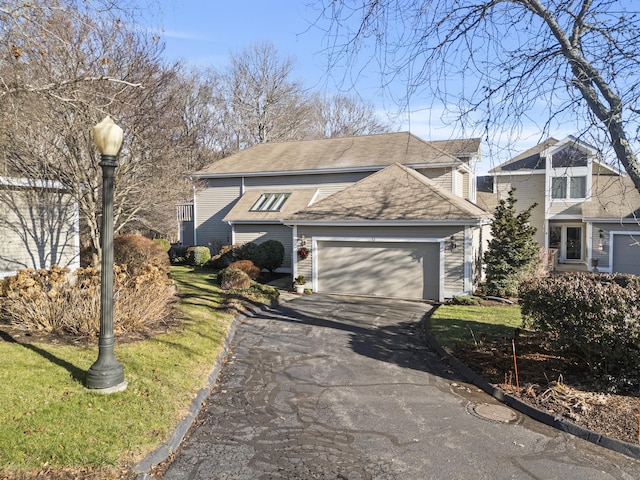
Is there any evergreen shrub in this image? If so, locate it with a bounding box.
[154,238,171,252]
[520,273,640,391]
[186,246,211,267]
[252,240,285,273]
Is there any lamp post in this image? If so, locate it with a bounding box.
[85,116,127,393]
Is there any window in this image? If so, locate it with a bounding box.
[250,193,291,212]
[551,177,566,199]
[551,176,587,199]
[569,176,586,199]
[551,147,587,168]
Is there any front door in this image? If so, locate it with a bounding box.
[566,226,582,260]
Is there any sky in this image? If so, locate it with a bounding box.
[149,0,580,174]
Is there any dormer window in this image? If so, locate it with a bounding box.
[551,147,587,168]
[250,193,291,211]
[551,175,586,199]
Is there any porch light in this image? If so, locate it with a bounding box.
[85,116,127,393]
[449,236,457,252]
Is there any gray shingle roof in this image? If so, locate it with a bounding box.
[194,132,480,177]
[223,189,317,222]
[285,163,490,223]
[582,174,640,220]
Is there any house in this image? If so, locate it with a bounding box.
[0,176,80,278]
[187,132,491,302]
[483,135,640,275]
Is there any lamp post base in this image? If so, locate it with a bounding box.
[85,360,127,392]
[85,380,128,394]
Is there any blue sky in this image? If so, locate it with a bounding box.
[150,0,582,173]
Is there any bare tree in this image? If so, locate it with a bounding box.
[0,0,199,263]
[221,41,315,151]
[317,0,640,191]
[310,93,391,138]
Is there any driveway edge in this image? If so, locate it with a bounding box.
[421,316,640,461]
[133,299,280,480]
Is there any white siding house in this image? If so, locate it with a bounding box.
[0,177,80,278]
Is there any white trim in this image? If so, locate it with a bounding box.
[292,225,299,280]
[464,226,472,294]
[607,230,640,274]
[0,176,68,190]
[285,220,486,227]
[312,235,446,302]
[193,189,198,246]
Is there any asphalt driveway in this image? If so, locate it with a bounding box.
[159,294,640,479]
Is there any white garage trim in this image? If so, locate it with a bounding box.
[311,236,445,302]
[609,231,640,275]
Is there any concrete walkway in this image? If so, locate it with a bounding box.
[157,294,640,479]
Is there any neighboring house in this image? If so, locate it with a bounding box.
[0,176,80,278]
[187,132,491,301]
[482,136,640,275]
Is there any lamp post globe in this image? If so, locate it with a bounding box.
[85,116,127,392]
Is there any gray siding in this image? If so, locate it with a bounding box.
[496,174,545,246]
[415,167,453,192]
[233,224,294,270]
[244,172,369,202]
[195,178,242,247]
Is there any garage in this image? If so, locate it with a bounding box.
[316,240,441,300]
[612,233,640,275]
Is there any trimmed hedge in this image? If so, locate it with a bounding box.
[186,246,211,267]
[520,273,640,391]
[218,267,251,290]
[229,260,260,280]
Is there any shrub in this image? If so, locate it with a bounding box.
[114,234,170,275]
[169,245,189,264]
[154,238,171,252]
[229,260,260,280]
[186,246,211,267]
[451,295,482,306]
[234,242,257,261]
[520,273,640,391]
[252,240,285,273]
[208,242,258,270]
[218,267,252,290]
[0,264,176,337]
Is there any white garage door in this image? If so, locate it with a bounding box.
[613,233,640,275]
[316,241,440,300]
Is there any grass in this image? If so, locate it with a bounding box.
[0,266,265,476]
[429,304,523,350]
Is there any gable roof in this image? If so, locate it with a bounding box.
[490,135,620,175]
[489,138,559,173]
[194,132,480,177]
[285,163,490,223]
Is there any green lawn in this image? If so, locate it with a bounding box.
[429,304,523,350]
[0,266,254,475]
